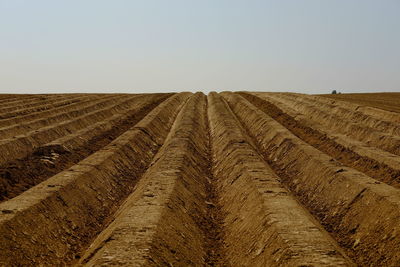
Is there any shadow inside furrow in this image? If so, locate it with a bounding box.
[202,101,226,267]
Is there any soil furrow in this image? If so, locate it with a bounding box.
[0,94,67,109]
[203,96,226,267]
[0,95,25,102]
[252,93,400,171]
[209,92,353,266]
[0,95,77,115]
[257,92,400,156]
[286,93,400,130]
[222,92,400,266]
[0,95,116,128]
[0,94,91,118]
[0,94,123,139]
[321,92,400,114]
[0,92,191,266]
[0,93,171,202]
[0,92,398,266]
[79,93,212,266]
[240,92,400,188]
[285,92,400,125]
[0,94,157,165]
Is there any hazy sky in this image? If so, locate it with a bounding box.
[0,0,399,94]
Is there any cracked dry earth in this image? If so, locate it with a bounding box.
[0,92,400,266]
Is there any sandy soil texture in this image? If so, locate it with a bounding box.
[320,92,400,113]
[0,92,399,266]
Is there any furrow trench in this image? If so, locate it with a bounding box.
[79,93,229,266]
[240,92,400,188]
[0,92,399,266]
[256,93,400,156]
[0,92,191,266]
[0,94,159,165]
[209,92,353,266]
[0,93,172,202]
[222,92,400,266]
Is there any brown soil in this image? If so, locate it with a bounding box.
[0,95,92,119]
[0,94,170,202]
[0,92,399,266]
[320,92,400,113]
[240,92,400,188]
[223,92,400,266]
[0,93,189,265]
[80,93,222,266]
[264,93,400,156]
[209,93,353,266]
[202,101,226,267]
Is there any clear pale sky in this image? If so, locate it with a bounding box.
[0,0,399,94]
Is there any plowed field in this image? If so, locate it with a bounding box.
[0,92,399,266]
[321,93,400,113]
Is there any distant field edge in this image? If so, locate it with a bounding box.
[318,92,400,113]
